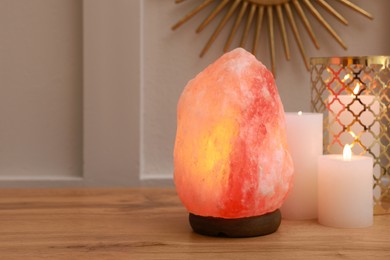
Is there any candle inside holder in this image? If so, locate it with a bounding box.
[327,83,380,156]
[318,145,373,228]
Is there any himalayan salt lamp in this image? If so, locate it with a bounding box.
[174,48,294,237]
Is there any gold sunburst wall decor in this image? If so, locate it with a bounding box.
[172,0,373,76]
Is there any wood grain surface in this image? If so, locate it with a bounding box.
[0,188,388,259]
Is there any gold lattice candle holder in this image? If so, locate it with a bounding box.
[311,56,390,214]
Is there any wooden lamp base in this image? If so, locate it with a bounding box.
[189,209,281,238]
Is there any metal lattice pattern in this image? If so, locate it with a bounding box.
[311,56,390,215]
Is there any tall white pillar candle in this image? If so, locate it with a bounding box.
[318,145,373,228]
[281,112,323,220]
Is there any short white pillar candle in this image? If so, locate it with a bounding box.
[318,145,373,228]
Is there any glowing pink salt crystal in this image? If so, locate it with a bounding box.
[174,48,293,219]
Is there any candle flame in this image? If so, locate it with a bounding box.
[343,74,350,82]
[353,83,360,95]
[343,144,352,161]
[298,111,303,116]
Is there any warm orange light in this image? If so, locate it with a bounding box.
[343,144,352,161]
[197,117,238,187]
[298,111,303,116]
[173,48,294,219]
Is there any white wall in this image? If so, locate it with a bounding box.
[141,0,390,179]
[0,0,142,187]
[1,0,388,185]
[0,0,83,179]
[83,0,141,186]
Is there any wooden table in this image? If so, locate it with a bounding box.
[0,188,388,259]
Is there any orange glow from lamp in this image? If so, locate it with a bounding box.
[173,48,294,237]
